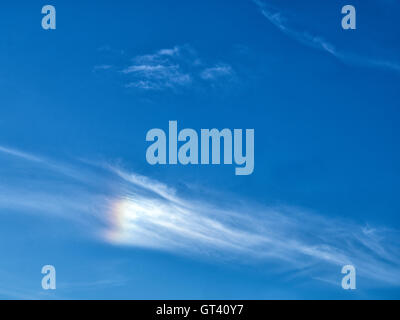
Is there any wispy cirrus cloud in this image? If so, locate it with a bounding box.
[252,0,400,73]
[0,145,43,163]
[122,61,192,90]
[97,45,235,90]
[200,64,234,81]
[1,145,400,286]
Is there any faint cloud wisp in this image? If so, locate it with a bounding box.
[252,0,400,73]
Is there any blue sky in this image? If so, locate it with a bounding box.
[0,0,399,299]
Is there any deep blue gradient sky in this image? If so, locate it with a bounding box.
[0,0,399,299]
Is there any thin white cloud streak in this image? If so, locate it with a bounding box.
[1,145,400,285]
[109,166,181,205]
[0,145,108,188]
[252,0,400,73]
[0,145,43,163]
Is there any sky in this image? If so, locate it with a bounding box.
[0,0,399,299]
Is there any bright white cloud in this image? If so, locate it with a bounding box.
[1,145,400,286]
